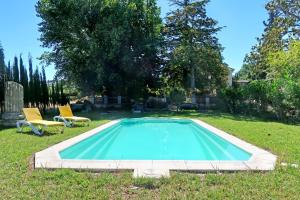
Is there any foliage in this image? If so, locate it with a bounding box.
[50,80,68,106]
[219,86,243,114]
[268,40,300,79]
[220,78,300,122]
[36,0,163,98]
[12,56,19,83]
[242,80,269,113]
[238,0,300,80]
[163,0,227,93]
[0,111,300,199]
[0,42,5,111]
[0,47,54,110]
[19,55,29,105]
[235,0,300,122]
[267,76,300,122]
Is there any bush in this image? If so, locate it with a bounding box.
[219,86,243,114]
[219,78,300,123]
[267,77,300,122]
[243,80,269,114]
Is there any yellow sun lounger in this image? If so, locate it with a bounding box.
[54,104,91,127]
[17,108,64,136]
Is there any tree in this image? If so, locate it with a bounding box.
[36,0,163,98]
[60,81,68,105]
[268,40,300,79]
[51,83,56,106]
[6,61,12,81]
[33,67,41,106]
[19,55,29,106]
[55,81,60,105]
[238,0,300,80]
[266,0,300,38]
[12,56,19,83]
[163,0,227,97]
[28,55,34,105]
[0,42,5,112]
[0,42,5,79]
[41,66,49,108]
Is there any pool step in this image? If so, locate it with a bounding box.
[133,168,170,178]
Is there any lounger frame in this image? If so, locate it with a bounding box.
[53,116,90,127]
[16,120,64,136]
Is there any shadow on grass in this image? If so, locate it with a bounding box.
[16,129,63,137]
[73,110,281,124]
[1,110,297,133]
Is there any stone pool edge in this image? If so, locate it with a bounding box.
[35,118,277,177]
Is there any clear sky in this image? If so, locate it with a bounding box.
[0,0,268,80]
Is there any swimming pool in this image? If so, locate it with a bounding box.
[60,119,251,161]
[35,118,277,177]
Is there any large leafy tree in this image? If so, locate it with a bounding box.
[163,0,227,96]
[36,0,163,99]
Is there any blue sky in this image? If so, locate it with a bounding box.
[0,0,268,80]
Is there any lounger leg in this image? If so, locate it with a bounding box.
[16,121,42,136]
[54,116,72,127]
[16,120,26,133]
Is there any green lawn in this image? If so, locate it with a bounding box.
[0,111,300,199]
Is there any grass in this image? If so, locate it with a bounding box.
[0,111,300,199]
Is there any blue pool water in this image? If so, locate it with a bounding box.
[60,119,251,161]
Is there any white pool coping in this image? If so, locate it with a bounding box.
[35,118,277,177]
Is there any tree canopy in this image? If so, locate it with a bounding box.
[36,0,163,99]
[163,0,227,94]
[231,0,300,122]
[238,0,300,80]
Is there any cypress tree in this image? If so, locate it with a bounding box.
[0,42,5,111]
[51,83,56,106]
[60,81,67,105]
[6,61,12,81]
[0,42,5,79]
[41,66,49,108]
[55,81,60,105]
[19,55,29,106]
[28,55,34,106]
[33,67,41,106]
[12,56,19,83]
[23,67,29,106]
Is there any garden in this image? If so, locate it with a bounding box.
[0,0,300,199]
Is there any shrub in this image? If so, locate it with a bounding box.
[219,86,243,114]
[219,78,300,123]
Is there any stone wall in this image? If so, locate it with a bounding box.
[1,81,24,126]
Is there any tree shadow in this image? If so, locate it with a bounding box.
[16,129,62,137]
[90,110,292,125]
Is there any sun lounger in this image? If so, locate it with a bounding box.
[54,104,91,127]
[17,108,64,136]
